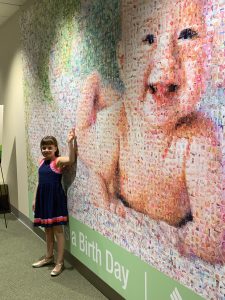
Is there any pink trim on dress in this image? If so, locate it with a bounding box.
[50,158,62,174]
[39,159,45,167]
[34,216,68,224]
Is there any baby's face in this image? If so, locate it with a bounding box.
[121,0,207,128]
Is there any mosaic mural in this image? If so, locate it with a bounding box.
[21,0,225,299]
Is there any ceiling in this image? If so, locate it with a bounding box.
[0,0,27,27]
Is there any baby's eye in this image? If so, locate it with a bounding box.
[178,28,198,40]
[142,34,155,45]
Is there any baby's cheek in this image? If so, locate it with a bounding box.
[180,43,205,86]
[179,41,205,69]
[177,58,204,115]
[124,47,153,100]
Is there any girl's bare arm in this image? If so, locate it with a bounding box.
[56,128,77,167]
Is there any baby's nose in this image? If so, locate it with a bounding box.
[148,35,180,85]
[148,82,179,95]
[149,56,178,85]
[147,54,180,97]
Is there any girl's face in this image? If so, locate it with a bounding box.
[41,144,57,160]
[121,0,207,128]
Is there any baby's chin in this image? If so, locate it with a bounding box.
[141,94,199,130]
[141,100,179,129]
[142,113,178,130]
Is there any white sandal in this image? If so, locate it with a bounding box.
[32,256,54,268]
[50,262,64,276]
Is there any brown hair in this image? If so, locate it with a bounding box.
[40,136,59,157]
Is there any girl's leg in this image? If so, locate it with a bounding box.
[53,225,64,264]
[32,228,54,268]
[45,227,54,258]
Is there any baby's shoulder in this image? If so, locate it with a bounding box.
[175,112,217,144]
[97,101,123,123]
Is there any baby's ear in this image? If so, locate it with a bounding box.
[116,40,126,82]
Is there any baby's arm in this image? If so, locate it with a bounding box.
[56,128,77,167]
[77,103,122,210]
[75,72,123,212]
[178,135,224,264]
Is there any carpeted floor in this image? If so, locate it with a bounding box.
[0,213,107,300]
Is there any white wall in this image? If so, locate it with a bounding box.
[0,9,29,216]
[0,105,3,145]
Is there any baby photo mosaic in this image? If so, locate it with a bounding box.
[21,0,225,299]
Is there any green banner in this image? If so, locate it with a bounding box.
[65,216,205,300]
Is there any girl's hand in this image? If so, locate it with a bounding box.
[32,200,36,212]
[67,128,76,143]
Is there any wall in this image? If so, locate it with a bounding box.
[0,105,3,159]
[0,105,3,145]
[0,9,29,216]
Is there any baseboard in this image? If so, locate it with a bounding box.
[10,205,46,240]
[10,205,124,300]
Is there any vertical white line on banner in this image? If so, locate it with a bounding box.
[145,271,148,300]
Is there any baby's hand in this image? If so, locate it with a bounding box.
[67,128,76,143]
[110,198,127,218]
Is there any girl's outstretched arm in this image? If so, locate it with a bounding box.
[56,128,77,167]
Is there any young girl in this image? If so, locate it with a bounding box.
[32,128,76,276]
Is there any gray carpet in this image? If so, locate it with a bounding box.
[0,213,107,300]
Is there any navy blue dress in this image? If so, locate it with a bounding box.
[34,158,68,227]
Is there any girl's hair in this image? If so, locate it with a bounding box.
[40,136,59,157]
